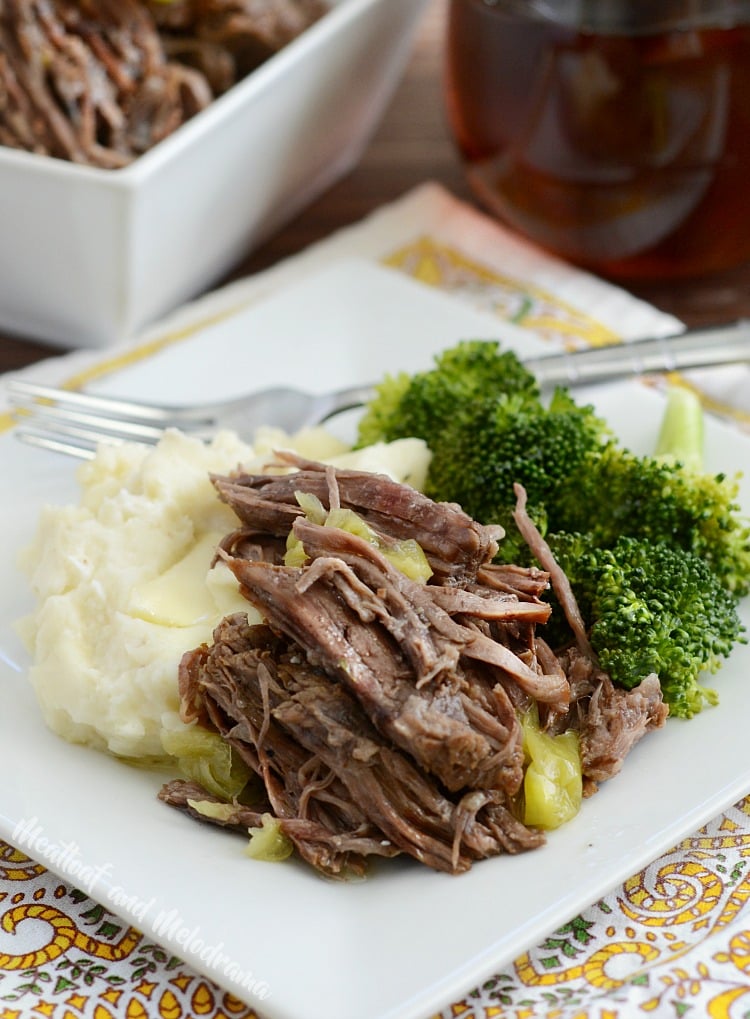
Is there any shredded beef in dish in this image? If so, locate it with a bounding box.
[0,0,327,166]
[160,459,668,876]
[148,0,328,95]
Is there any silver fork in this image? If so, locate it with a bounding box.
[7,381,377,459]
[7,318,750,459]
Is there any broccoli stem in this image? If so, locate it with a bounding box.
[654,386,704,471]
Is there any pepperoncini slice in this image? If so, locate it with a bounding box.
[246,814,294,862]
[521,705,582,830]
[161,726,251,801]
[285,492,432,582]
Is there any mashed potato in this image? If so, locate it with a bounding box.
[19,427,430,760]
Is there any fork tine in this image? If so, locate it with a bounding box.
[15,418,146,450]
[11,400,209,443]
[14,426,98,460]
[6,378,214,426]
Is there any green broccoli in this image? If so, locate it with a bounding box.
[357,339,610,561]
[552,435,750,598]
[545,386,748,717]
[357,342,749,719]
[548,531,744,718]
[427,388,610,562]
[356,339,540,450]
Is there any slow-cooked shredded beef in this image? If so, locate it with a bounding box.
[160,464,669,876]
[0,0,211,167]
[174,616,544,875]
[158,776,400,880]
[513,482,596,661]
[148,0,328,94]
[212,451,504,583]
[579,672,668,784]
[224,554,522,794]
[0,0,326,166]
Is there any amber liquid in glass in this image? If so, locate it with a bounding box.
[445,0,750,280]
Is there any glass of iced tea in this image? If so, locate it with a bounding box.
[444,0,750,280]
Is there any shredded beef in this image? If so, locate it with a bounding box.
[148,0,328,94]
[579,672,669,784]
[512,482,596,661]
[158,777,399,880]
[159,463,669,876]
[0,0,327,166]
[212,452,504,583]
[548,647,669,794]
[224,554,526,794]
[172,616,544,875]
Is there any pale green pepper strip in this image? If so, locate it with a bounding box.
[521,705,582,830]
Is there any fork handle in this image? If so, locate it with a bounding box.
[523,319,750,388]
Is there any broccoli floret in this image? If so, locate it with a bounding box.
[553,444,750,597]
[549,386,750,596]
[654,385,705,471]
[356,372,413,448]
[356,338,609,561]
[357,346,749,718]
[356,340,539,450]
[427,388,610,562]
[549,532,745,718]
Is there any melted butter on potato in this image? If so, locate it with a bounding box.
[130,531,252,627]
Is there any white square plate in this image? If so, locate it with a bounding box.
[2,261,749,1019]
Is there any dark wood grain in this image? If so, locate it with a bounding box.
[3,0,748,374]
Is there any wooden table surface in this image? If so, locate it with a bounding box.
[3,0,750,375]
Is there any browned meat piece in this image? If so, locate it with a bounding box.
[426,585,550,623]
[158,778,400,879]
[579,673,669,784]
[0,0,211,167]
[169,616,543,874]
[178,620,403,877]
[543,647,668,792]
[159,777,266,828]
[557,646,603,704]
[212,452,504,583]
[216,525,287,564]
[159,35,236,94]
[475,561,551,601]
[274,688,533,872]
[289,515,566,706]
[0,0,327,165]
[149,0,328,91]
[512,483,596,661]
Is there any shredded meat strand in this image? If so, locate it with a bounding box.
[0,0,327,166]
[512,483,596,661]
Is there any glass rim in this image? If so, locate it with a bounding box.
[472,0,750,33]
